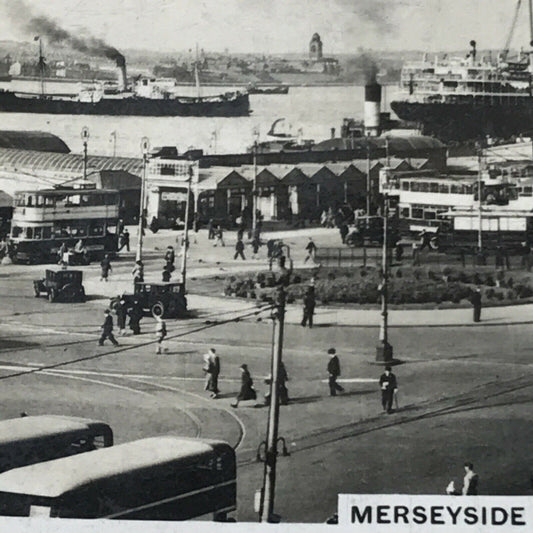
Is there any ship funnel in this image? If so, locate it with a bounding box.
[116,55,127,91]
[364,80,381,137]
[469,40,477,64]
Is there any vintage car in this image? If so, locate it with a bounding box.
[33,269,86,303]
[345,216,399,248]
[110,281,187,319]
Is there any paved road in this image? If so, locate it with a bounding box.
[1,227,533,522]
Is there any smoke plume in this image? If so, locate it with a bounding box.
[1,0,125,65]
[333,0,396,32]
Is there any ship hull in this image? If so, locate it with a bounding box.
[0,91,250,117]
[390,99,533,141]
[249,86,289,95]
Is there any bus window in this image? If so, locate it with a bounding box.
[419,182,429,193]
[439,184,450,194]
[412,208,424,219]
[43,227,52,239]
[11,226,22,238]
[35,196,44,207]
[401,207,410,218]
[70,224,88,238]
[424,211,437,220]
[401,181,409,191]
[450,184,461,194]
[33,228,42,240]
[89,223,104,236]
[66,195,81,207]
[429,183,439,193]
[26,228,33,239]
[26,196,33,207]
[44,196,55,207]
[411,182,420,192]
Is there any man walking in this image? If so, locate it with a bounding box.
[304,237,317,263]
[301,286,316,328]
[462,462,479,495]
[132,260,144,285]
[99,309,119,346]
[203,348,221,399]
[118,229,130,252]
[155,315,167,354]
[327,348,344,396]
[115,298,127,336]
[100,254,112,282]
[470,288,482,323]
[234,238,246,260]
[379,365,398,414]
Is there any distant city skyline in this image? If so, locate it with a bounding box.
[0,0,530,56]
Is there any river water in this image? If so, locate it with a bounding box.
[0,84,396,157]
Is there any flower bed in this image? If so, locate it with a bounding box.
[222,265,533,307]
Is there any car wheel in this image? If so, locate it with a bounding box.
[151,301,165,318]
[48,289,56,302]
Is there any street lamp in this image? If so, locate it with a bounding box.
[81,127,90,181]
[252,128,260,236]
[376,188,393,362]
[180,165,193,290]
[136,137,150,263]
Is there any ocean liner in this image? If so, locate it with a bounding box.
[390,0,533,142]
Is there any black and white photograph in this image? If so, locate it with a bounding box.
[0,0,532,531]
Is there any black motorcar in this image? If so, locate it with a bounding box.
[33,269,86,303]
[110,281,187,319]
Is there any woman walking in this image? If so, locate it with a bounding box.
[231,364,256,408]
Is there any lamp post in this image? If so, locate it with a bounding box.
[252,130,260,235]
[136,137,150,263]
[180,165,193,290]
[110,131,117,158]
[376,190,393,362]
[477,150,483,252]
[81,127,90,181]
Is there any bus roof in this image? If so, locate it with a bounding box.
[0,415,109,447]
[0,436,230,498]
[15,188,119,196]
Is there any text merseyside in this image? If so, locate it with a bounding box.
[351,505,526,526]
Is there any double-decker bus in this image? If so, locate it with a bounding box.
[9,186,119,264]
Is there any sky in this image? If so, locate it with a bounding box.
[0,0,529,55]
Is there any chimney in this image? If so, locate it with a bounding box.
[331,127,336,139]
[469,40,477,65]
[364,80,382,137]
[116,56,127,92]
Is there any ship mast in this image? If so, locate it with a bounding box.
[37,37,45,96]
[194,43,201,98]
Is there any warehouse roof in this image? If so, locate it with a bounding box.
[0,148,143,176]
[0,131,70,153]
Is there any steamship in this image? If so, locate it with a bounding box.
[390,0,533,142]
[0,55,250,117]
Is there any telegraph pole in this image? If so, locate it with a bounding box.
[477,150,483,251]
[366,143,371,215]
[180,165,193,290]
[376,191,393,362]
[136,137,150,263]
[81,127,89,181]
[252,136,259,235]
[260,286,286,523]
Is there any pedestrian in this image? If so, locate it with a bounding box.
[214,226,225,247]
[379,365,398,414]
[132,260,144,284]
[207,218,215,240]
[304,237,317,264]
[203,348,220,399]
[462,462,479,495]
[118,228,130,252]
[470,288,482,322]
[412,242,421,266]
[234,238,246,260]
[301,286,316,328]
[98,309,119,346]
[251,236,260,259]
[339,223,349,244]
[231,364,257,408]
[395,243,404,262]
[115,298,127,336]
[155,314,167,354]
[521,241,532,271]
[162,264,171,282]
[58,242,68,266]
[327,348,344,396]
[237,226,244,241]
[100,254,112,282]
[128,299,143,335]
[165,246,175,271]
